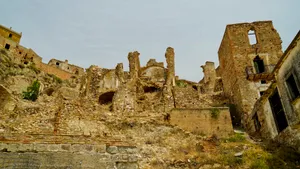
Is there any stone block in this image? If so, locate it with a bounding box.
[48,144,60,151]
[71,144,83,152]
[107,146,118,154]
[34,144,48,152]
[82,144,93,152]
[118,146,138,154]
[6,143,19,152]
[94,144,106,153]
[18,144,33,152]
[61,144,71,151]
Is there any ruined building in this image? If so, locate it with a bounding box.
[246,31,300,152]
[218,21,283,125]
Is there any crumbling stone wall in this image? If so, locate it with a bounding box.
[146,59,164,67]
[140,66,165,83]
[112,52,141,113]
[170,108,233,137]
[218,21,283,125]
[112,83,137,113]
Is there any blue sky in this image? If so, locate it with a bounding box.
[1,0,299,81]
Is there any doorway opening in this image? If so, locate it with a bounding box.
[269,88,288,133]
[253,56,265,73]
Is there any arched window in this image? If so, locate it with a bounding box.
[248,29,257,45]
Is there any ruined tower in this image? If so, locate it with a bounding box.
[218,21,283,125]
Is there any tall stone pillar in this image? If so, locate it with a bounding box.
[201,61,217,93]
[163,47,176,112]
[128,51,140,81]
[115,63,124,84]
[165,47,175,87]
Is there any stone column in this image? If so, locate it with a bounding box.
[165,47,175,87]
[115,63,124,84]
[163,47,176,112]
[128,51,140,81]
[201,61,217,93]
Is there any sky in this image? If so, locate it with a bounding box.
[1,0,299,82]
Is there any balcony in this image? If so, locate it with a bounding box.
[245,65,275,81]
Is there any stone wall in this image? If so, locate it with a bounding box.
[170,108,233,137]
[0,143,138,169]
[218,21,283,125]
[140,66,165,83]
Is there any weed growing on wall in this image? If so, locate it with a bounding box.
[48,74,63,84]
[23,80,40,101]
[176,80,187,88]
[210,108,220,119]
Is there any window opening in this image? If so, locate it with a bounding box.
[248,30,257,45]
[56,62,60,66]
[261,80,266,84]
[260,91,264,96]
[8,33,12,38]
[286,74,300,101]
[5,44,10,50]
[253,56,265,73]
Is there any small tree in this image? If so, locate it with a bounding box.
[23,80,40,101]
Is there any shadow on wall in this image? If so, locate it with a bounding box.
[143,86,160,93]
[228,104,241,127]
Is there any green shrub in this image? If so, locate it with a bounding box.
[210,108,220,119]
[23,80,40,101]
[176,80,187,88]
